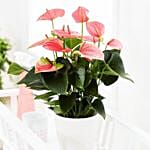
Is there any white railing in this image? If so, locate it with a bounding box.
[0,88,150,150]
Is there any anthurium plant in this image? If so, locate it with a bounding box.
[8,7,133,119]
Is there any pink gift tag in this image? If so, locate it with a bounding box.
[17,85,35,119]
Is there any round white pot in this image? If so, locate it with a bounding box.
[55,114,103,150]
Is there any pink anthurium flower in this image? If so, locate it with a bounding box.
[43,39,71,52]
[86,21,105,38]
[72,6,89,23]
[79,42,104,60]
[82,36,99,43]
[37,8,65,21]
[106,39,123,50]
[52,25,80,38]
[28,38,51,49]
[35,57,57,73]
[52,29,79,38]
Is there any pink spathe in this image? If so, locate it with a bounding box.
[37,8,65,21]
[17,84,35,119]
[79,42,104,61]
[86,21,105,38]
[107,39,123,50]
[43,38,71,53]
[72,6,89,23]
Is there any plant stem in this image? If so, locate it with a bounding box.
[72,43,82,51]
[51,19,58,59]
[51,19,55,30]
[53,52,56,60]
[98,38,101,48]
[55,52,58,58]
[98,63,107,85]
[81,22,84,37]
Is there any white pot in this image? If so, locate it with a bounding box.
[55,114,103,150]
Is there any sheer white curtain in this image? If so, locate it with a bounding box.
[0,0,29,52]
[116,0,150,133]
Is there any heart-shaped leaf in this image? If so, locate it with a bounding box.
[92,98,105,119]
[59,93,76,114]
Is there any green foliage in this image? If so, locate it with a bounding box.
[35,92,55,101]
[0,38,11,68]
[8,63,25,75]
[18,67,48,90]
[42,71,68,94]
[64,38,82,50]
[59,93,76,114]
[8,48,133,119]
[85,79,98,96]
[0,38,12,89]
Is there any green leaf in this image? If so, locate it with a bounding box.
[120,73,134,82]
[85,79,98,96]
[101,75,119,86]
[92,60,105,78]
[104,50,125,74]
[59,93,76,114]
[78,98,91,117]
[35,92,56,101]
[18,67,47,90]
[48,100,59,106]
[77,57,89,69]
[42,71,68,94]
[105,65,134,83]
[103,50,133,83]
[8,63,25,75]
[91,59,121,85]
[92,98,105,119]
[104,49,120,62]
[84,71,92,88]
[53,106,63,114]
[64,38,82,49]
[68,67,85,90]
[56,57,72,73]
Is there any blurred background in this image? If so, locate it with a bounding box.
[0,0,150,149]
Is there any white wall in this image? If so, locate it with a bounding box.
[117,0,150,133]
[0,0,29,52]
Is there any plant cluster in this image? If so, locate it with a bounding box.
[9,7,132,118]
